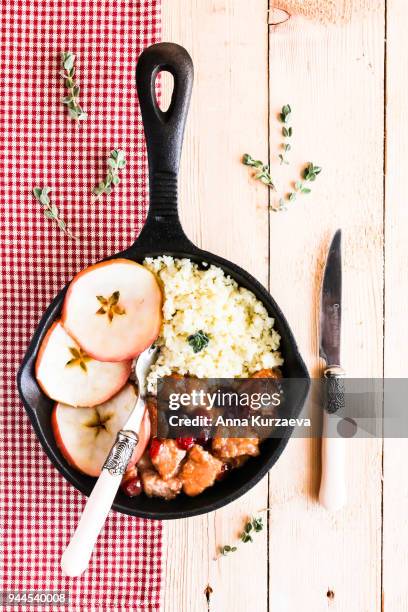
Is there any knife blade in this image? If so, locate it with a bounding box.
[318,229,347,511]
[320,229,342,366]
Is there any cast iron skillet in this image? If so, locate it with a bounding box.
[17,42,310,520]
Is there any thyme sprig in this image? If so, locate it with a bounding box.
[60,52,87,121]
[218,515,265,558]
[279,104,292,165]
[240,517,264,543]
[279,163,323,211]
[32,187,77,239]
[92,149,126,201]
[243,104,322,212]
[242,154,276,190]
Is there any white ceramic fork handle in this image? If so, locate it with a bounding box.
[61,430,138,578]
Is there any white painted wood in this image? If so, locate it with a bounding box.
[162,2,270,611]
[160,1,389,610]
[267,8,384,611]
[383,0,408,609]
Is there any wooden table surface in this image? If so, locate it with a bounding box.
[160,2,407,610]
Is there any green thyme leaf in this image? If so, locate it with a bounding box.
[32,186,77,239]
[278,154,289,165]
[187,330,210,353]
[220,545,237,556]
[60,51,86,121]
[241,516,264,542]
[252,517,264,532]
[240,533,253,544]
[92,149,126,200]
[243,154,276,188]
[62,52,75,72]
[279,104,291,123]
[303,162,322,181]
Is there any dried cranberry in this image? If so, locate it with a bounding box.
[149,438,162,460]
[216,463,230,481]
[121,475,143,497]
[176,437,196,451]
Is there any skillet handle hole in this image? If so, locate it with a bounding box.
[155,70,174,113]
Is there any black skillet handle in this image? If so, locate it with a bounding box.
[135,43,194,250]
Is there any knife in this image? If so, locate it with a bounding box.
[61,344,158,577]
[318,229,346,511]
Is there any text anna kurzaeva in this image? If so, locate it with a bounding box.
[167,409,310,429]
[156,377,312,438]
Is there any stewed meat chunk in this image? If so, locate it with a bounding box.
[150,439,186,480]
[251,368,282,379]
[180,444,223,497]
[212,437,260,460]
[140,469,182,500]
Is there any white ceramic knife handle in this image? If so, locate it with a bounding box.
[319,367,347,511]
[319,412,347,511]
[61,430,138,577]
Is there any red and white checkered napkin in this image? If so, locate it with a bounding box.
[0,1,162,609]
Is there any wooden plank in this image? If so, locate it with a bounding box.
[267,8,384,611]
[383,0,408,609]
[161,1,270,611]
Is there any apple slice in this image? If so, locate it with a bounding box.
[61,259,162,362]
[52,383,151,477]
[36,321,131,407]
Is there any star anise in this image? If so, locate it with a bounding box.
[95,290,126,322]
[65,347,91,372]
